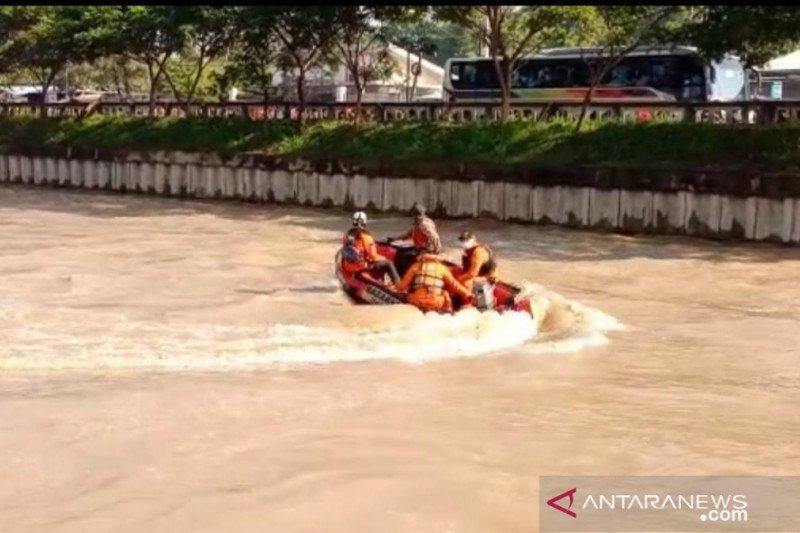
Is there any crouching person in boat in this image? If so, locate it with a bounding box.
[341,211,400,286]
[395,253,472,313]
[455,230,498,291]
[453,230,499,310]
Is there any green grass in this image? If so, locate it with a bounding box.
[1,115,799,172]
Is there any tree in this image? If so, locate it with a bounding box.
[384,16,441,101]
[679,6,800,69]
[223,48,277,103]
[333,7,415,120]
[437,6,596,120]
[114,6,188,114]
[163,54,227,105]
[0,7,38,76]
[59,56,149,100]
[388,17,474,70]
[3,6,118,116]
[573,6,687,131]
[270,6,342,120]
[223,7,279,103]
[161,7,237,109]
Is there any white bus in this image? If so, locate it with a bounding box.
[443,46,748,103]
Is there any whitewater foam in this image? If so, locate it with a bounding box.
[1,284,622,372]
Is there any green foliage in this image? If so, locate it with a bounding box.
[1,116,799,172]
[110,6,188,107]
[588,6,688,51]
[163,56,227,103]
[0,6,37,73]
[436,6,598,59]
[385,17,474,65]
[332,6,414,104]
[2,6,119,87]
[268,6,344,106]
[2,5,800,115]
[145,7,235,105]
[678,6,800,68]
[0,115,300,154]
[62,57,149,96]
[224,7,279,100]
[113,6,186,63]
[271,6,342,71]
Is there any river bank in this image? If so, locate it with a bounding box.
[2,116,800,244]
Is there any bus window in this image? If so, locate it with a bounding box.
[450,63,475,88]
[608,64,633,86]
[515,60,537,88]
[597,55,706,100]
[512,59,587,89]
[476,63,496,89]
[450,61,498,90]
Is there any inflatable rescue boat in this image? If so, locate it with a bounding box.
[335,240,534,315]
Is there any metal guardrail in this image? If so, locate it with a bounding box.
[1,100,800,124]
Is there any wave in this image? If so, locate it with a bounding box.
[0,283,622,372]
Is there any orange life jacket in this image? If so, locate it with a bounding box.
[462,244,497,277]
[341,228,370,271]
[411,259,446,295]
[411,226,427,248]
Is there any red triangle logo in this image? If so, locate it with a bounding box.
[547,488,577,518]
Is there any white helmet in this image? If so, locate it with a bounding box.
[352,211,367,227]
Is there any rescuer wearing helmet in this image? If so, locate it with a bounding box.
[340,211,400,284]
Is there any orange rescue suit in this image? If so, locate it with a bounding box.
[396,254,471,313]
[396,216,441,253]
[457,244,497,289]
[340,228,385,275]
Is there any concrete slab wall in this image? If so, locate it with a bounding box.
[0,151,794,246]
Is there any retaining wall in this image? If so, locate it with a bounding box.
[1,150,798,245]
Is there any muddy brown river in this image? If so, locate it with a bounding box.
[1,186,798,533]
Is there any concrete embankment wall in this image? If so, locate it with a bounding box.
[1,150,799,245]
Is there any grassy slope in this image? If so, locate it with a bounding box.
[0,116,798,171]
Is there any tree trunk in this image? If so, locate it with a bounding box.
[575,83,598,132]
[489,53,513,121]
[410,57,421,101]
[164,74,181,104]
[185,73,202,111]
[39,70,57,119]
[755,69,763,97]
[296,66,306,123]
[147,84,157,116]
[117,57,133,102]
[185,51,207,112]
[146,62,156,117]
[145,55,170,115]
[499,68,513,121]
[405,51,411,103]
[354,78,363,125]
[261,65,273,108]
[575,57,619,132]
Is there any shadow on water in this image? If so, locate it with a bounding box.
[235,288,282,297]
[236,286,337,297]
[3,183,800,265]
